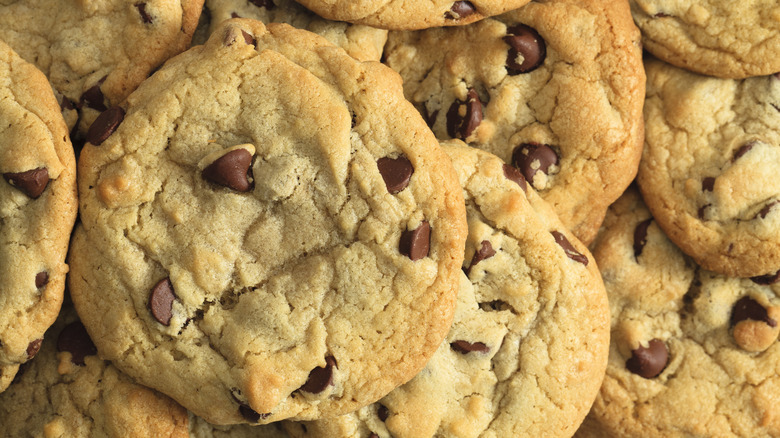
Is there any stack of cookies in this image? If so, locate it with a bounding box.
[0,0,776,437]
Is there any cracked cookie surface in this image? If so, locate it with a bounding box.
[629,0,780,79]
[0,40,77,392]
[577,188,780,438]
[69,19,466,426]
[285,141,609,438]
[638,58,780,278]
[383,0,645,244]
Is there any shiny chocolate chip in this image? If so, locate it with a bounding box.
[136,3,152,23]
[752,270,780,285]
[733,141,757,161]
[551,231,588,265]
[148,278,176,326]
[87,106,125,146]
[702,177,715,192]
[445,1,476,19]
[633,218,652,259]
[400,221,431,261]
[300,356,337,393]
[731,296,777,328]
[57,321,98,366]
[377,155,413,194]
[446,88,483,140]
[202,149,254,192]
[249,0,275,8]
[35,271,49,289]
[502,163,527,192]
[377,404,389,422]
[626,339,668,379]
[757,200,778,219]
[3,168,49,199]
[504,24,546,75]
[26,339,42,359]
[80,78,107,111]
[511,143,558,187]
[466,240,496,275]
[241,30,256,46]
[451,340,490,354]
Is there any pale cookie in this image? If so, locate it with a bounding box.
[577,187,780,438]
[383,0,645,244]
[629,0,780,79]
[0,304,189,437]
[286,141,610,438]
[0,40,77,392]
[638,58,780,278]
[291,0,532,30]
[190,415,290,438]
[69,19,466,426]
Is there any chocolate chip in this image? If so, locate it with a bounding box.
[249,0,275,8]
[731,296,777,328]
[752,270,780,285]
[87,106,125,146]
[135,3,152,23]
[26,339,42,359]
[377,404,389,422]
[502,163,527,192]
[239,404,269,423]
[377,155,413,194]
[466,240,496,275]
[80,78,107,111]
[60,96,74,111]
[551,231,588,265]
[633,218,652,259]
[56,321,97,366]
[450,340,490,354]
[733,141,756,161]
[757,200,778,219]
[445,1,476,19]
[653,12,671,17]
[702,177,715,192]
[697,204,710,220]
[35,271,49,289]
[300,356,337,393]
[230,12,241,18]
[504,24,546,75]
[148,278,176,326]
[241,30,256,46]
[202,149,254,192]
[511,143,558,188]
[369,434,379,438]
[626,339,668,379]
[399,221,431,261]
[3,168,49,199]
[446,88,483,140]
[421,105,439,128]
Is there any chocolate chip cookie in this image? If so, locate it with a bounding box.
[383,0,646,244]
[629,0,780,79]
[286,141,610,438]
[638,57,780,278]
[577,187,780,437]
[69,19,467,425]
[190,415,289,437]
[0,40,77,392]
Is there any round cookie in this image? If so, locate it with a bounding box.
[638,58,780,278]
[69,19,467,426]
[291,0,532,31]
[629,0,780,79]
[0,40,77,392]
[383,0,645,245]
[578,187,780,438]
[0,304,189,437]
[201,0,387,62]
[286,141,610,438]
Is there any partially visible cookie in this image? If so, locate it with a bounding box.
[638,58,780,278]
[0,40,77,392]
[579,187,780,437]
[629,0,780,79]
[286,141,610,438]
[384,0,645,244]
[190,415,289,438]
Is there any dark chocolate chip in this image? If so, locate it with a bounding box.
[369,434,379,438]
[697,204,710,220]
[135,3,152,23]
[202,149,254,192]
[466,240,496,275]
[511,143,558,187]
[239,404,269,423]
[504,24,546,75]
[502,163,527,192]
[731,296,777,328]
[751,270,780,285]
[733,141,756,161]
[230,12,241,18]
[399,221,431,261]
[421,105,439,128]
[80,78,107,111]
[757,200,778,219]
[633,218,652,259]
[60,96,75,111]
[445,1,476,19]
[241,30,256,46]
[551,231,588,265]
[35,271,49,289]
[377,404,389,422]
[377,155,413,194]
[249,0,275,8]
[56,321,98,366]
[3,168,49,199]
[450,340,490,354]
[148,278,176,326]
[446,88,483,140]
[653,12,671,17]
[300,356,337,393]
[87,106,125,146]
[626,339,668,379]
[702,177,715,192]
[26,339,42,359]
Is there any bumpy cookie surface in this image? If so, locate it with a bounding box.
[638,58,780,278]
[629,0,780,79]
[579,187,780,437]
[286,141,609,438]
[201,0,387,61]
[190,415,289,438]
[0,40,77,392]
[69,19,466,425]
[0,305,189,437]
[384,0,645,244]
[292,0,531,30]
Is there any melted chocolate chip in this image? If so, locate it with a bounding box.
[502,163,527,192]
[446,88,483,140]
[757,200,778,219]
[87,106,125,146]
[466,240,496,275]
[148,278,176,326]
[551,231,588,265]
[57,321,98,366]
[300,356,337,393]
[241,30,256,46]
[249,0,275,8]
[399,221,431,261]
[3,168,49,199]
[511,143,558,187]
[751,270,780,285]
[239,404,269,423]
[136,3,152,23]
[702,177,715,192]
[26,339,42,359]
[80,78,107,111]
[377,155,413,194]
[35,271,49,289]
[202,149,254,192]
[445,1,476,19]
[733,141,757,161]
[626,339,668,379]
[633,218,653,259]
[731,296,777,328]
[451,340,490,354]
[377,404,389,422]
[504,24,546,75]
